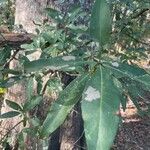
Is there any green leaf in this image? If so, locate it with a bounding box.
[81,66,120,150]
[30,117,41,127]
[108,61,150,89]
[46,78,63,92]
[24,55,89,73]
[22,128,38,137]
[17,132,25,150]
[0,111,20,119]
[0,46,11,65]
[90,0,111,46]
[23,96,42,112]
[45,8,61,22]
[66,5,83,24]
[0,76,24,88]
[104,61,148,79]
[0,87,6,94]
[1,69,22,76]
[121,78,146,111]
[120,94,127,112]
[40,74,89,138]
[135,74,150,89]
[113,77,127,111]
[5,99,22,111]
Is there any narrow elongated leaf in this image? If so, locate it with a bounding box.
[121,78,146,111]
[17,132,25,150]
[0,47,11,65]
[135,74,150,89]
[45,8,61,22]
[113,77,127,111]
[120,94,127,111]
[24,56,89,73]
[82,66,120,150]
[40,74,89,138]
[104,61,147,78]
[104,61,150,87]
[0,76,24,88]
[5,99,22,111]
[90,0,111,45]
[2,69,22,75]
[23,96,42,112]
[104,61,150,90]
[0,111,20,119]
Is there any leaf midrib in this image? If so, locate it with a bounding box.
[96,65,103,150]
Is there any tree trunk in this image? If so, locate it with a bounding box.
[15,0,49,33]
[60,103,83,150]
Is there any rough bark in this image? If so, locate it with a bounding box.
[60,103,83,150]
[0,33,33,47]
[15,0,49,33]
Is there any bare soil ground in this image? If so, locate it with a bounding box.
[113,101,150,150]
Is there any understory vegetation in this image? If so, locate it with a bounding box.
[0,0,150,149]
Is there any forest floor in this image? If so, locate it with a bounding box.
[113,100,150,150]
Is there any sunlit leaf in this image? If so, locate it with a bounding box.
[24,55,89,73]
[5,99,22,111]
[82,66,120,150]
[90,0,111,46]
[40,74,88,138]
[23,96,42,112]
[45,8,61,22]
[104,61,148,79]
[0,111,20,119]
[135,74,150,89]
[0,87,6,94]
[113,77,127,111]
[0,46,11,65]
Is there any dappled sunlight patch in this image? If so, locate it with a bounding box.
[112,62,119,67]
[62,56,76,61]
[84,86,100,102]
[48,65,69,70]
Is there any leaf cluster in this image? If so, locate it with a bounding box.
[0,0,150,149]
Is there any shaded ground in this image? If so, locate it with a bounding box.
[113,101,150,150]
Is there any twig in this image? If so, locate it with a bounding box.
[131,8,149,19]
[125,31,150,46]
[120,8,149,34]
[3,49,20,68]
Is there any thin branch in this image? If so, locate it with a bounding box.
[0,33,34,48]
[125,32,150,46]
[131,8,149,19]
[120,8,149,33]
[3,49,20,68]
